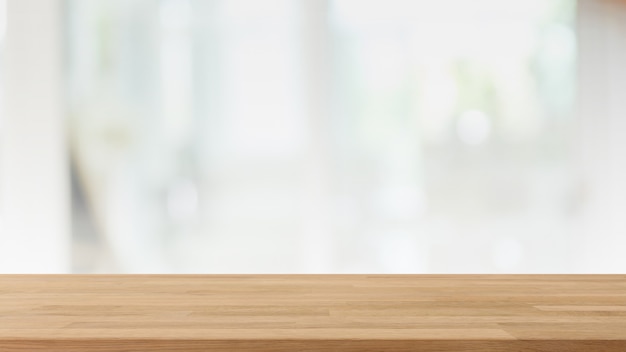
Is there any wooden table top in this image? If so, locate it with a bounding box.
[1,275,625,351]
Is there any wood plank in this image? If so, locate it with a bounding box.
[0,275,625,351]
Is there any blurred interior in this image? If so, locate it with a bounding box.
[1,0,626,273]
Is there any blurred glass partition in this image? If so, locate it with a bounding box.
[66,0,577,273]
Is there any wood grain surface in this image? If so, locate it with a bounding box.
[1,275,625,351]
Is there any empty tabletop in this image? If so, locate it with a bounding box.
[1,275,625,351]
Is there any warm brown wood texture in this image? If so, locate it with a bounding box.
[1,275,625,351]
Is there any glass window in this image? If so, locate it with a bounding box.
[66,0,577,273]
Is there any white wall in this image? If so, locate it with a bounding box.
[0,0,69,273]
[578,0,626,273]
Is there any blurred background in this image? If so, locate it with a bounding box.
[1,0,625,273]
